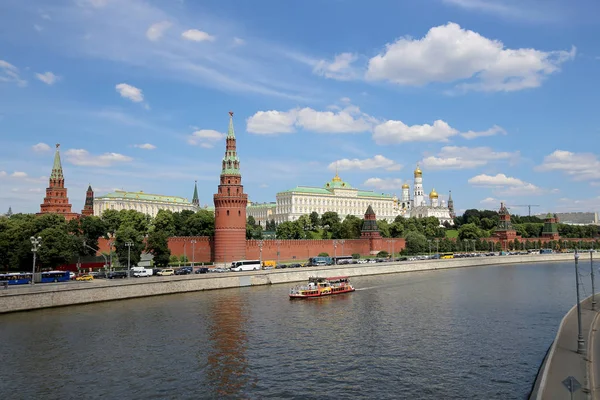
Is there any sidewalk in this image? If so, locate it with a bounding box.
[532,295,599,400]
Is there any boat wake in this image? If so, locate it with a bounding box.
[355,286,380,291]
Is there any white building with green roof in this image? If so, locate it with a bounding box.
[94,190,198,217]
[247,173,399,225]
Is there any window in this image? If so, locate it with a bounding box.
[227,210,230,216]
[238,210,241,216]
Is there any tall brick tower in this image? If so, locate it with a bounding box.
[81,185,94,216]
[38,144,79,221]
[361,205,383,254]
[213,112,248,265]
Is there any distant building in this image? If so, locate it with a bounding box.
[81,185,94,216]
[94,189,198,218]
[537,212,598,226]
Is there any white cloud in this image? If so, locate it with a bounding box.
[0,60,27,87]
[365,22,575,92]
[187,129,225,148]
[115,83,144,103]
[32,143,52,152]
[313,53,358,80]
[259,183,268,188]
[536,150,600,181]
[134,143,156,150]
[233,37,245,46]
[11,171,28,178]
[363,177,404,191]
[556,196,600,213]
[480,197,504,206]
[146,21,172,41]
[182,29,215,42]
[247,105,374,135]
[35,71,59,85]
[330,155,402,172]
[0,171,6,178]
[468,173,543,196]
[64,149,133,167]
[422,146,518,169]
[373,119,458,144]
[442,0,520,16]
[461,125,506,139]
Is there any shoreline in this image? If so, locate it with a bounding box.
[0,253,577,314]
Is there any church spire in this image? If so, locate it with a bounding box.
[51,143,64,181]
[221,111,240,176]
[227,111,235,139]
[192,180,199,206]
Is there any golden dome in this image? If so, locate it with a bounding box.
[429,188,438,198]
[402,183,410,189]
[332,172,342,182]
[414,164,422,177]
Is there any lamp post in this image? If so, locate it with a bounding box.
[591,250,596,311]
[428,240,432,257]
[125,242,133,278]
[109,241,114,271]
[183,241,187,266]
[276,240,281,267]
[334,240,338,264]
[83,241,108,274]
[258,240,264,267]
[340,240,345,258]
[191,240,197,271]
[30,236,42,284]
[435,239,439,255]
[574,250,586,354]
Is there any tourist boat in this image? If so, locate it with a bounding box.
[289,276,355,299]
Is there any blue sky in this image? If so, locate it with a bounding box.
[1,0,599,217]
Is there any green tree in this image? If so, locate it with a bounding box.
[184,210,215,236]
[309,211,321,230]
[114,225,145,267]
[146,231,171,268]
[37,227,77,270]
[153,210,176,237]
[339,215,362,239]
[101,209,122,236]
[458,223,481,241]
[81,216,107,255]
[276,221,304,239]
[404,231,427,255]
[119,209,149,234]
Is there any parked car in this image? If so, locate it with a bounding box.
[133,269,151,277]
[195,267,209,274]
[108,271,128,279]
[158,269,175,276]
[76,274,94,281]
[175,267,192,275]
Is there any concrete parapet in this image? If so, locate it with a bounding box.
[0,253,578,314]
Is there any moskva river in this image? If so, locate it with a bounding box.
[0,261,594,399]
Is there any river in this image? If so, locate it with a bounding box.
[0,260,593,399]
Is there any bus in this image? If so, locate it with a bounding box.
[308,256,332,266]
[41,271,71,283]
[231,260,261,272]
[440,253,454,259]
[332,255,354,264]
[0,273,32,285]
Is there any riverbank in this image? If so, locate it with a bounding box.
[0,253,577,314]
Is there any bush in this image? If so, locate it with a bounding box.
[352,253,360,259]
[377,250,389,258]
[318,252,329,257]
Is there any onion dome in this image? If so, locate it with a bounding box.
[402,182,410,189]
[429,188,439,199]
[414,164,422,178]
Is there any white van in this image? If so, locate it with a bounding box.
[132,267,152,277]
[231,260,261,272]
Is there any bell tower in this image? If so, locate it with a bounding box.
[213,112,248,265]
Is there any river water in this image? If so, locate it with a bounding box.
[0,261,594,399]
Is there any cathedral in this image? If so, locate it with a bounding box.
[397,164,455,226]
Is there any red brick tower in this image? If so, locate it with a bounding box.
[493,202,517,248]
[81,185,94,216]
[361,205,383,254]
[38,144,79,221]
[213,112,248,265]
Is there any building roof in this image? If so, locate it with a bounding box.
[247,202,277,209]
[96,190,192,204]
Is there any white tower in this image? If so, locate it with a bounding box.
[401,182,411,209]
[413,164,425,207]
[429,188,439,207]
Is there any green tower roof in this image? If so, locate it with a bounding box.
[192,180,199,205]
[51,143,64,180]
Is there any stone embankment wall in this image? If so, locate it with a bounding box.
[0,253,578,314]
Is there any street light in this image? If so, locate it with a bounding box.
[83,241,108,275]
[191,240,197,271]
[258,240,264,267]
[125,242,133,278]
[428,239,432,257]
[574,250,586,354]
[108,241,114,271]
[333,240,338,264]
[30,236,42,284]
[435,239,439,255]
[276,240,281,267]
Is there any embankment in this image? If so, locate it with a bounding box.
[0,253,577,314]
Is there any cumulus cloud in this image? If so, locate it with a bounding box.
[146,21,172,41]
[11,171,28,178]
[233,37,245,46]
[468,173,543,196]
[187,129,225,148]
[556,196,600,212]
[32,143,52,152]
[115,83,144,103]
[461,125,507,139]
[182,29,215,42]
[313,53,359,80]
[133,143,156,150]
[422,146,518,169]
[247,105,374,135]
[329,155,402,172]
[0,59,27,87]
[536,150,600,181]
[363,177,404,191]
[373,120,458,144]
[64,149,133,167]
[0,171,6,178]
[35,72,59,85]
[365,22,575,92]
[480,197,504,206]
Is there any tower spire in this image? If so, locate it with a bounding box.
[227,111,235,139]
[192,180,199,206]
[51,143,64,181]
[222,112,240,176]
